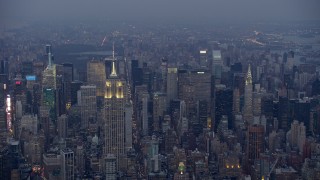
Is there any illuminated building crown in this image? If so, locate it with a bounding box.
[246,64,252,85]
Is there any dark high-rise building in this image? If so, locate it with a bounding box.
[189,70,211,102]
[247,124,265,164]
[142,67,153,93]
[0,74,8,110]
[312,78,320,96]
[277,96,289,131]
[160,58,168,93]
[153,92,166,132]
[215,86,233,130]
[170,99,181,128]
[105,60,113,79]
[283,73,294,89]
[0,59,9,75]
[0,107,6,130]
[166,67,178,106]
[33,61,44,84]
[0,141,21,180]
[233,73,245,95]
[80,85,97,129]
[294,100,311,134]
[178,69,189,100]
[61,148,74,180]
[62,63,73,110]
[0,74,8,84]
[13,75,25,96]
[131,60,143,93]
[32,83,41,114]
[197,100,208,129]
[261,96,274,118]
[70,81,83,105]
[21,61,33,78]
[231,62,242,73]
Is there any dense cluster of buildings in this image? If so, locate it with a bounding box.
[0,22,319,180]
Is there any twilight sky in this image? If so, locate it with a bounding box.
[1,0,320,25]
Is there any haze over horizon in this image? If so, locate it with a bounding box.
[1,0,320,26]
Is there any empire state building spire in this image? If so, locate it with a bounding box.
[110,43,118,77]
[246,64,252,85]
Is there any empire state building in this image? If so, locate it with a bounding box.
[103,47,131,170]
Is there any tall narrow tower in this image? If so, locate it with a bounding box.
[243,64,253,125]
[42,45,56,90]
[42,45,57,120]
[103,46,128,169]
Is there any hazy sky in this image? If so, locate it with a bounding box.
[1,0,320,25]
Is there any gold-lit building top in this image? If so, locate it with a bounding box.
[245,64,252,85]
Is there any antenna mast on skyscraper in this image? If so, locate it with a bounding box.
[110,42,117,77]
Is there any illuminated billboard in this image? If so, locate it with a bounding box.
[26,75,36,81]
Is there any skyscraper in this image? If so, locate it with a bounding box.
[39,105,50,150]
[125,102,133,151]
[247,124,265,164]
[87,60,106,97]
[42,45,57,121]
[80,85,97,129]
[62,63,73,110]
[153,92,167,132]
[160,58,168,93]
[199,50,208,68]
[141,93,149,136]
[61,148,74,180]
[243,64,253,125]
[42,45,56,90]
[103,48,128,169]
[215,85,233,130]
[76,145,85,176]
[57,114,67,140]
[166,67,178,106]
[70,80,83,105]
[212,50,222,82]
[288,120,306,153]
[105,154,117,180]
[189,70,211,102]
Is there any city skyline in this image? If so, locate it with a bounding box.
[0,1,320,179]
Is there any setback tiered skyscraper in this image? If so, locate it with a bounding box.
[103,47,130,170]
[243,64,253,125]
